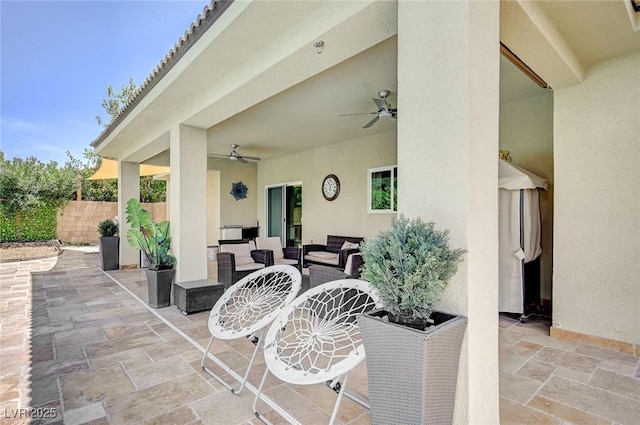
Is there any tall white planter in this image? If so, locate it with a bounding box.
[359,310,467,425]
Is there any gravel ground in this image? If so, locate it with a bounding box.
[0,241,62,263]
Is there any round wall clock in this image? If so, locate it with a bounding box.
[322,174,340,201]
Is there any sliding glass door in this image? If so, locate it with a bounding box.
[267,185,285,243]
[266,183,303,247]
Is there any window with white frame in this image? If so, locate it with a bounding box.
[368,166,397,213]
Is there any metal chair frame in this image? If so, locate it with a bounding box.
[253,279,382,425]
[201,265,302,394]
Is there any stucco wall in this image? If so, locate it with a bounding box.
[208,158,258,233]
[256,129,397,244]
[499,91,554,299]
[57,201,166,244]
[553,52,640,345]
[398,2,500,423]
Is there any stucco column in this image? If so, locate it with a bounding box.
[397,1,500,424]
[118,160,140,268]
[169,124,208,282]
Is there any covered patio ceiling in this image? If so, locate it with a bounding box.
[94,0,640,168]
[142,36,544,168]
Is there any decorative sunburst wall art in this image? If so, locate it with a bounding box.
[230,181,248,201]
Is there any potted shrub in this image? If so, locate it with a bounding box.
[124,198,176,308]
[358,215,467,425]
[97,219,119,271]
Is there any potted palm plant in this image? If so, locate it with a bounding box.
[358,215,467,425]
[125,198,176,308]
[97,218,119,271]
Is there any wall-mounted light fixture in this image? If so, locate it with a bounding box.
[314,40,324,54]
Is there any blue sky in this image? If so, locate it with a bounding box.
[1,0,205,165]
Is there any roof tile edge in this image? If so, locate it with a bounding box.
[91,0,235,149]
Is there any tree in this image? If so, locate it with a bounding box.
[65,149,117,201]
[93,78,166,201]
[65,149,166,202]
[0,151,75,240]
[96,77,138,127]
[0,151,75,213]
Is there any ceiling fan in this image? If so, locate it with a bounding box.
[340,89,398,128]
[208,144,261,163]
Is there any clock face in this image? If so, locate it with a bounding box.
[322,174,340,201]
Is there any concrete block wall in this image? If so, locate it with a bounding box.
[57,201,167,244]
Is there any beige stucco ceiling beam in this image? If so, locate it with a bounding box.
[181,0,398,132]
[117,131,170,164]
[500,0,585,89]
[95,0,397,161]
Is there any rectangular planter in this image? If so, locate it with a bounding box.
[358,310,467,425]
[98,236,119,271]
[145,268,175,308]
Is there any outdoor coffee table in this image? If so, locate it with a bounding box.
[173,279,224,315]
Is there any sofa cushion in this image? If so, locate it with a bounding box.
[220,243,253,266]
[255,237,284,260]
[236,263,265,271]
[307,251,338,260]
[344,253,356,275]
[305,253,339,266]
[275,258,299,267]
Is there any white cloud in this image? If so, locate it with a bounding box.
[0,113,100,165]
[1,116,49,134]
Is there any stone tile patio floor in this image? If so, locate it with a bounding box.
[0,249,638,425]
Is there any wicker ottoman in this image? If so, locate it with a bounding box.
[173,279,224,315]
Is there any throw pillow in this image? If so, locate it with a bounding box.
[341,241,360,250]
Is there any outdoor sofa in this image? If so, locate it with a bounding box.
[308,253,364,287]
[303,235,364,269]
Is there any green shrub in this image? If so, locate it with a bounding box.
[360,215,466,322]
[0,212,18,242]
[0,203,57,242]
[97,219,119,237]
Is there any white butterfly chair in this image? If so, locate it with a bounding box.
[201,265,302,395]
[253,279,382,425]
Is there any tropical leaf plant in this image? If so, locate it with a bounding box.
[125,198,176,270]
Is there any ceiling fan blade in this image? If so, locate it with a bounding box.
[363,116,379,128]
[208,153,229,158]
[373,98,389,110]
[339,112,377,117]
[240,155,261,161]
[237,156,248,164]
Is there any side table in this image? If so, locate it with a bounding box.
[174,279,224,315]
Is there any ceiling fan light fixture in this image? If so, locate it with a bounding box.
[340,89,398,128]
[208,144,261,163]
